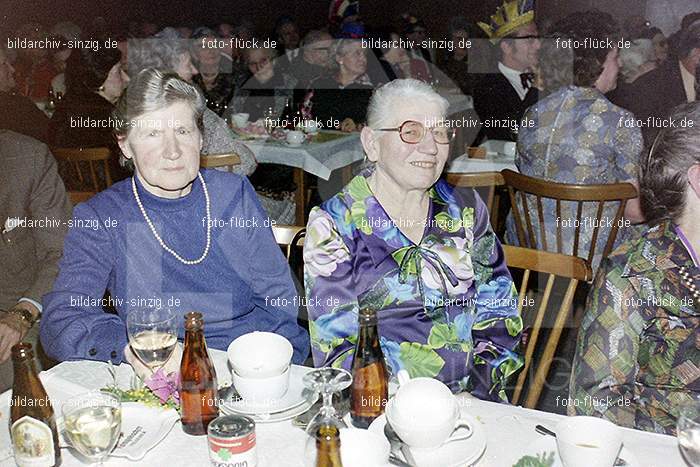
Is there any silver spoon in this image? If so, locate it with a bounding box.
[385,419,417,466]
[535,424,627,466]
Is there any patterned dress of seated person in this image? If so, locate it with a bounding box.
[304,169,524,401]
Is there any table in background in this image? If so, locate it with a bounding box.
[0,349,685,467]
[237,131,363,225]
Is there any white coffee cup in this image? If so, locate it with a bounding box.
[339,428,390,467]
[555,416,622,467]
[386,377,473,450]
[304,119,319,134]
[503,141,516,156]
[286,130,305,146]
[227,331,293,378]
[232,366,290,403]
[231,113,249,128]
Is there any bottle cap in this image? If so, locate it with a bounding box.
[11,343,34,360]
[184,311,204,329]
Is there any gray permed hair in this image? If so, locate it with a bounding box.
[639,101,700,225]
[127,28,191,77]
[366,79,449,130]
[113,68,206,169]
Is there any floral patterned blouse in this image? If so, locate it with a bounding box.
[303,170,523,401]
[569,222,700,435]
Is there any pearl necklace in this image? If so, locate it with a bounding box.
[679,266,700,305]
[132,173,211,265]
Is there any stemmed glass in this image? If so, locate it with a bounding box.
[678,395,700,466]
[302,368,353,466]
[62,391,122,466]
[126,308,178,376]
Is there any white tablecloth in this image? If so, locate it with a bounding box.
[241,132,363,181]
[1,349,685,467]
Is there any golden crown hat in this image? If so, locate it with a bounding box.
[478,0,535,42]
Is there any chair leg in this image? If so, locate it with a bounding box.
[523,280,578,409]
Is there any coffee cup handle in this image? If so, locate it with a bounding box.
[446,418,473,443]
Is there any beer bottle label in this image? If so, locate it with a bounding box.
[11,415,55,467]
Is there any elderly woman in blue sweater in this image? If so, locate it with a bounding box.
[40,69,309,365]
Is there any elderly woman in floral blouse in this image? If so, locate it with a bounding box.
[570,101,700,435]
[304,79,523,401]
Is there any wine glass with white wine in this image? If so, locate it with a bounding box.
[678,395,700,467]
[126,308,178,375]
[62,391,122,466]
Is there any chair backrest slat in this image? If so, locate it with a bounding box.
[501,169,637,273]
[53,147,113,194]
[200,152,242,168]
[446,172,504,230]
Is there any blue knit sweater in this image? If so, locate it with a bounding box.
[40,169,309,364]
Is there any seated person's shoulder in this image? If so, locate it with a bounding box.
[0,130,53,169]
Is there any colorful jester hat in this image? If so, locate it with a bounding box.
[478,0,536,43]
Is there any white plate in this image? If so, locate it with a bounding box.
[59,402,179,461]
[368,413,486,467]
[221,365,314,415]
[517,436,639,467]
[220,394,318,423]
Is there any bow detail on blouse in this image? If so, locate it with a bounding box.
[394,245,459,312]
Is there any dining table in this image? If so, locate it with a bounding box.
[0,348,686,467]
[233,130,364,225]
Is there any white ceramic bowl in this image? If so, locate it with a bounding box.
[232,366,290,404]
[286,130,305,145]
[304,119,319,134]
[227,332,293,378]
[231,113,249,128]
[339,428,390,467]
[555,416,622,467]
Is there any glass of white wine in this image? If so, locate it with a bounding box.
[678,395,700,467]
[62,391,122,466]
[126,308,178,374]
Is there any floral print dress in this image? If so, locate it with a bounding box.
[303,170,523,401]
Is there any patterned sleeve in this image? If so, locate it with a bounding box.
[468,189,524,402]
[303,206,359,369]
[568,259,640,428]
[611,108,643,182]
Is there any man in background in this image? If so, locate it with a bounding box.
[0,44,49,143]
[0,131,71,392]
[473,0,540,142]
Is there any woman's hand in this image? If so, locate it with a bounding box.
[0,311,31,363]
[339,118,358,132]
[123,342,183,381]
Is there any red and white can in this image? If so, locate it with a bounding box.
[207,415,257,467]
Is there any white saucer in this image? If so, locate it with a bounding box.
[220,394,317,423]
[368,413,486,467]
[221,365,315,415]
[518,436,639,467]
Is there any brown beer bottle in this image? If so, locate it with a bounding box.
[10,343,62,466]
[315,423,343,467]
[180,312,219,435]
[350,307,388,428]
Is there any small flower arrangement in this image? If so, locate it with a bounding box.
[103,367,180,412]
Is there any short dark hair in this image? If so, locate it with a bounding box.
[677,23,700,59]
[65,47,122,95]
[547,10,620,87]
[639,101,700,225]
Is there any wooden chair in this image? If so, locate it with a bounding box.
[503,245,592,409]
[53,147,113,193]
[200,152,241,169]
[446,172,504,230]
[501,169,637,270]
[272,225,306,261]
